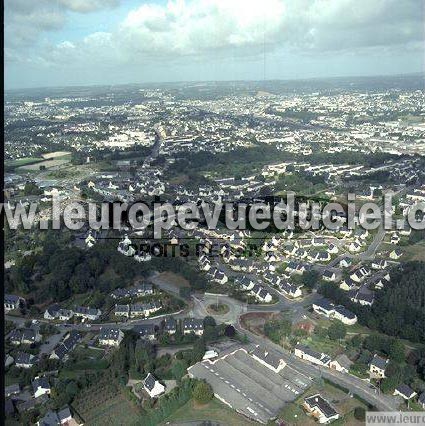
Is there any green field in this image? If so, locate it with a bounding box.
[162,398,256,425]
[72,379,141,425]
[5,157,44,167]
[59,345,108,380]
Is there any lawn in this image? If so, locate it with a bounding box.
[162,398,256,426]
[300,334,344,358]
[279,381,368,425]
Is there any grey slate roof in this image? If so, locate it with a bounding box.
[98,327,122,341]
[144,373,157,391]
[305,394,338,418]
[370,354,388,370]
[183,318,204,331]
[395,384,416,399]
[32,376,50,394]
[251,346,284,370]
[133,324,155,337]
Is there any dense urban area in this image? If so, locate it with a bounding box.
[4,74,425,425]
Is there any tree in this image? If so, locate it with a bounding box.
[171,360,188,382]
[193,381,214,404]
[192,339,207,363]
[389,340,405,363]
[381,376,400,394]
[327,321,347,341]
[354,407,366,421]
[203,316,216,327]
[224,325,236,338]
[302,270,320,289]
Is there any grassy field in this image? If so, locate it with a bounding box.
[42,151,72,159]
[18,158,71,171]
[400,240,425,262]
[72,379,141,425]
[279,381,368,425]
[299,334,344,358]
[5,157,44,167]
[157,272,190,288]
[59,345,108,380]
[162,398,256,425]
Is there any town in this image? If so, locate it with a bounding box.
[4,74,425,425]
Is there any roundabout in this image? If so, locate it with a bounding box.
[206,303,230,315]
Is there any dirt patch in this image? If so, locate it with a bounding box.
[157,272,190,288]
[239,312,279,336]
[192,401,210,410]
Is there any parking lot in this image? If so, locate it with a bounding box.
[188,347,311,424]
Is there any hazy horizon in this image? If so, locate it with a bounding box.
[5,71,424,94]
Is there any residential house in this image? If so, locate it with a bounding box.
[303,394,340,424]
[369,354,389,378]
[134,324,156,340]
[50,331,81,362]
[15,352,37,369]
[333,306,357,325]
[313,251,331,263]
[279,281,302,298]
[339,257,353,268]
[36,406,75,426]
[130,301,161,318]
[312,299,334,317]
[32,376,51,398]
[162,317,177,335]
[389,249,403,260]
[44,304,74,321]
[183,318,204,336]
[251,345,286,373]
[339,277,358,291]
[350,267,371,283]
[371,259,388,270]
[294,344,331,367]
[4,294,24,311]
[74,306,101,321]
[98,327,124,347]
[212,269,228,285]
[143,373,165,398]
[349,289,375,306]
[330,354,353,373]
[348,240,363,253]
[10,327,41,345]
[286,261,306,275]
[115,304,130,317]
[235,276,255,291]
[322,270,337,282]
[393,384,417,401]
[313,299,357,325]
[251,284,273,303]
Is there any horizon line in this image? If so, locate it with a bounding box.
[5,71,424,93]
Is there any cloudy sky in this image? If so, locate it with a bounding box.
[5,0,424,89]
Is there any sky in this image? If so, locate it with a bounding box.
[4,0,425,89]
